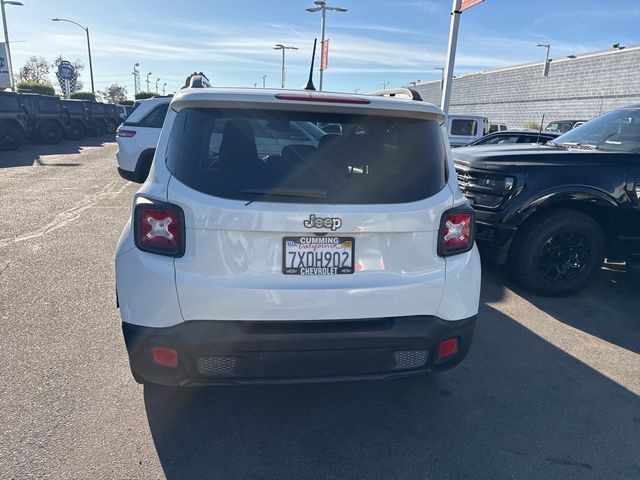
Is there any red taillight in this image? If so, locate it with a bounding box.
[152,346,178,368]
[116,128,136,137]
[438,338,458,360]
[134,201,185,257]
[275,93,371,105]
[438,209,475,256]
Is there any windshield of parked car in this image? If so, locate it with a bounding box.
[551,108,640,152]
[167,108,447,204]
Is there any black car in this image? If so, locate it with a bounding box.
[468,130,560,146]
[453,105,640,296]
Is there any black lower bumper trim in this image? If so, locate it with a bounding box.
[122,315,477,386]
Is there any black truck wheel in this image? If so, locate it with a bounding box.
[91,121,107,137]
[0,125,21,151]
[67,120,86,140]
[38,122,63,144]
[509,209,605,296]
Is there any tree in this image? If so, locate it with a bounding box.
[523,120,543,130]
[16,56,51,83]
[135,92,156,100]
[52,55,84,91]
[16,81,56,96]
[101,84,128,104]
[70,91,96,101]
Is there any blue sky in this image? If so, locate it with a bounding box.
[4,0,640,98]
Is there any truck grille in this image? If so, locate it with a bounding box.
[455,167,514,208]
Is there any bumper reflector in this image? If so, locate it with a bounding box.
[438,338,459,360]
[393,350,428,370]
[151,346,178,368]
[198,356,237,377]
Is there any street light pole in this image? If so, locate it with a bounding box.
[274,44,298,89]
[305,0,347,91]
[132,62,139,96]
[382,80,390,90]
[155,78,159,93]
[1,0,23,91]
[441,0,462,115]
[162,82,166,95]
[51,18,95,94]
[146,72,151,92]
[434,67,445,90]
[536,43,551,76]
[262,75,267,88]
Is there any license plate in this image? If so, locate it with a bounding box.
[282,236,355,275]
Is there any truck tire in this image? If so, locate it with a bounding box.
[67,120,85,140]
[91,121,107,137]
[0,125,21,151]
[509,209,605,296]
[38,122,63,144]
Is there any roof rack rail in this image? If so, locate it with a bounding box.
[368,88,422,101]
[189,74,211,88]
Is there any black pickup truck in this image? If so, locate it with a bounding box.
[453,104,640,296]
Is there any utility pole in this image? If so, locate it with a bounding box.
[1,0,23,91]
[536,43,551,76]
[262,75,267,88]
[306,0,347,91]
[274,43,298,89]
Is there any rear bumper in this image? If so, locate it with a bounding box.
[122,315,476,386]
[117,167,138,182]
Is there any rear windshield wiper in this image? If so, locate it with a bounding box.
[242,188,328,206]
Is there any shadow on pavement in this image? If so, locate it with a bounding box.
[144,293,640,479]
[0,136,115,169]
[483,262,640,355]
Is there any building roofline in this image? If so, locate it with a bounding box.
[414,44,640,87]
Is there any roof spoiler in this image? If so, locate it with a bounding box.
[368,88,422,101]
[189,74,211,88]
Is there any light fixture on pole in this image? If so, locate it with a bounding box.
[536,43,551,77]
[305,0,347,91]
[1,0,23,91]
[382,80,390,90]
[146,72,151,92]
[434,67,445,90]
[162,82,166,95]
[51,17,95,94]
[274,43,298,89]
[132,62,139,95]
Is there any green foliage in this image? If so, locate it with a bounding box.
[119,100,134,106]
[70,91,97,101]
[16,56,51,83]
[135,91,157,100]
[523,120,542,130]
[16,81,56,96]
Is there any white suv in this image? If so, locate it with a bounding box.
[115,97,171,182]
[115,83,481,386]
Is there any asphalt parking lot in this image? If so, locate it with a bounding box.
[1,140,639,480]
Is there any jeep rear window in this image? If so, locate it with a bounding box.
[166,108,446,205]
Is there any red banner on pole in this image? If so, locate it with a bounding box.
[321,39,329,70]
[460,0,484,11]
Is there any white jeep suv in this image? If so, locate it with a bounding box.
[115,83,481,386]
[116,97,171,183]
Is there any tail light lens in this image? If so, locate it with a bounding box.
[116,128,136,137]
[438,338,459,360]
[134,201,185,257]
[438,207,475,257]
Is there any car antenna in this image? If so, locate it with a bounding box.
[536,113,545,143]
[304,38,317,91]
